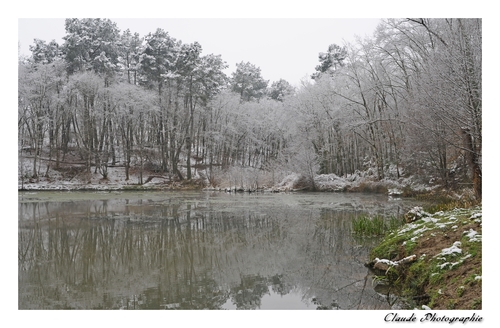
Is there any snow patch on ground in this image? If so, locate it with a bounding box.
[439,241,462,256]
[464,229,481,242]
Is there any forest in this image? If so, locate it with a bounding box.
[18,18,482,199]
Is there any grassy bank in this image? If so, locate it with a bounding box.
[365,203,482,310]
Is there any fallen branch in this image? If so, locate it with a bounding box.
[369,254,418,273]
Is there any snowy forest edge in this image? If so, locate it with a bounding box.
[18,18,482,202]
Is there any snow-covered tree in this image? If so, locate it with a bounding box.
[230,61,268,102]
[62,18,121,83]
[29,39,62,64]
[311,43,348,80]
[119,29,143,85]
[268,79,295,102]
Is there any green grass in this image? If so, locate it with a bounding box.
[352,215,404,236]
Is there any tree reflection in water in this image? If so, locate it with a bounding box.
[18,191,421,309]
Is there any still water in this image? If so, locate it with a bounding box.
[18,191,424,310]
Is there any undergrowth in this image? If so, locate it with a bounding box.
[366,205,482,310]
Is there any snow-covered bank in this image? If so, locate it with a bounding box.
[367,205,482,310]
[19,161,475,202]
[18,164,202,191]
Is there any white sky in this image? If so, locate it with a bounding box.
[18,17,381,87]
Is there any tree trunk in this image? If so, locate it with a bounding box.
[462,128,481,199]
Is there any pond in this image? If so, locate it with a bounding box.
[18,190,426,310]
